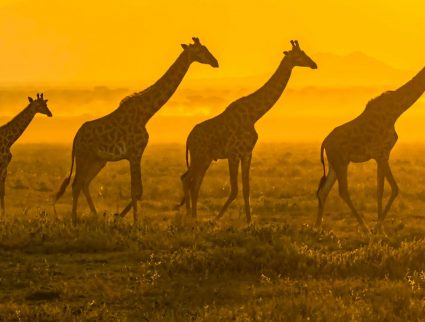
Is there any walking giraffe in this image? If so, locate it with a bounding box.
[0,93,52,216]
[54,38,218,225]
[316,66,425,235]
[177,40,317,223]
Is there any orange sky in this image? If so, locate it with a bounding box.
[0,0,424,85]
[0,1,425,144]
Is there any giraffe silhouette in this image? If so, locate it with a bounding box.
[316,66,425,235]
[177,40,317,223]
[54,37,219,225]
[0,93,52,217]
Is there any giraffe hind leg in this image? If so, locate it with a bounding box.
[71,154,102,224]
[173,170,190,212]
[316,166,337,228]
[82,159,107,215]
[189,159,211,219]
[334,162,371,235]
[216,157,240,221]
[71,178,82,225]
[181,170,192,215]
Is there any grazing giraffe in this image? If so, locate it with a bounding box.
[0,93,52,216]
[177,40,317,223]
[54,37,219,225]
[316,66,425,235]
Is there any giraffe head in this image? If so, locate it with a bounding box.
[28,93,52,117]
[283,40,317,69]
[181,37,219,68]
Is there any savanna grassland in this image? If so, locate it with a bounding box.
[1,143,425,321]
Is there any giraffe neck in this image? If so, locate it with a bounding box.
[4,104,36,147]
[390,66,425,119]
[133,51,191,122]
[242,56,293,122]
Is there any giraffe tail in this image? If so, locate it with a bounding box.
[317,142,327,197]
[53,138,76,204]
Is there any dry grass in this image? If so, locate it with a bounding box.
[1,143,425,321]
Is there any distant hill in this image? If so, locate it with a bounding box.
[295,51,414,87]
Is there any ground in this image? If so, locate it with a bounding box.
[0,143,425,321]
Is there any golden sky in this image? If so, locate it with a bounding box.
[0,0,424,85]
[1,0,425,144]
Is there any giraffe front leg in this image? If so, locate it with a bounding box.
[380,160,399,233]
[129,159,143,226]
[375,160,386,235]
[241,154,252,224]
[0,153,11,218]
[0,174,5,218]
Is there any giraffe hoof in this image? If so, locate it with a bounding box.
[374,224,388,238]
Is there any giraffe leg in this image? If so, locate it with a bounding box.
[189,160,211,219]
[379,160,399,232]
[316,166,337,228]
[0,153,11,218]
[376,160,385,235]
[334,162,371,234]
[71,154,96,225]
[180,170,191,215]
[71,177,83,225]
[216,157,240,221]
[117,201,132,218]
[82,159,107,215]
[129,159,143,226]
[0,172,6,218]
[241,154,252,224]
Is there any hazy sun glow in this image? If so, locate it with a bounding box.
[0,0,424,143]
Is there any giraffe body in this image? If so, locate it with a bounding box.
[0,94,52,216]
[317,67,425,235]
[324,97,398,163]
[178,41,317,222]
[54,38,218,225]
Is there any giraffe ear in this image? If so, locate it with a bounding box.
[181,44,188,50]
[28,97,34,103]
[283,51,289,55]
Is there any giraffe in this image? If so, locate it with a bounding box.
[316,66,425,235]
[53,37,219,225]
[0,93,52,217]
[176,40,317,223]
